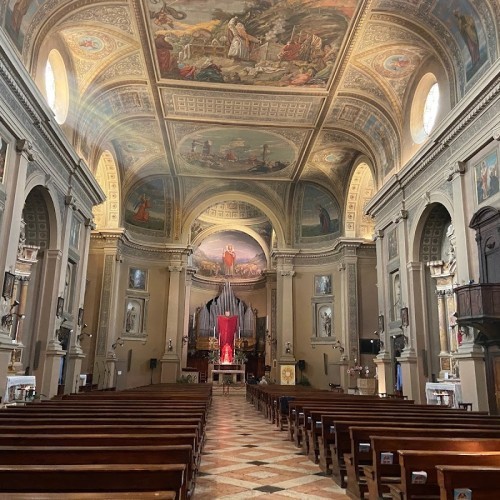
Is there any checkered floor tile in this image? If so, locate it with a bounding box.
[194,388,348,499]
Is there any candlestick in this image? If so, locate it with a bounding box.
[213,326,216,337]
[238,328,241,339]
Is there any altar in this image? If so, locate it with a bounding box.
[425,381,462,408]
[209,364,245,384]
[3,375,36,404]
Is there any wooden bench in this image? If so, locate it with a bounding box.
[387,451,500,499]
[0,464,186,500]
[437,465,500,499]
[0,445,193,499]
[342,426,500,497]
[363,436,500,500]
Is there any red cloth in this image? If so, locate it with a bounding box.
[218,315,238,363]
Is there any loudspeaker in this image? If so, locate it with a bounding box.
[297,359,306,371]
[149,358,158,369]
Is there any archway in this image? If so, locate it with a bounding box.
[93,150,120,230]
[345,161,375,239]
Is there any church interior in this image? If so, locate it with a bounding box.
[0,0,499,421]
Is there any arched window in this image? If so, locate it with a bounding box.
[44,49,69,124]
[410,73,440,144]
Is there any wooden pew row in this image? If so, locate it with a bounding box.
[0,493,176,499]
[363,436,500,500]
[304,405,478,461]
[342,427,500,498]
[332,422,500,489]
[0,464,186,500]
[0,445,193,500]
[319,412,499,476]
[437,465,500,500]
[386,451,500,500]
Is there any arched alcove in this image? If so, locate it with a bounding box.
[345,161,375,239]
[93,150,120,230]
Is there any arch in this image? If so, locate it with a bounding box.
[24,175,62,251]
[93,150,120,230]
[409,193,454,263]
[344,158,376,239]
[182,192,286,249]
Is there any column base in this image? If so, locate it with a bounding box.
[160,353,180,383]
[374,354,393,395]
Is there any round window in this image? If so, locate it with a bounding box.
[410,73,440,144]
[44,49,69,124]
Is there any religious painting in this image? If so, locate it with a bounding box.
[372,49,422,80]
[176,126,298,177]
[2,272,15,300]
[474,149,499,204]
[432,0,488,82]
[4,0,40,52]
[124,179,167,232]
[128,267,148,291]
[280,364,295,385]
[0,135,8,183]
[123,297,147,339]
[192,230,266,280]
[300,184,340,238]
[388,228,398,260]
[69,218,80,249]
[314,274,332,296]
[146,0,359,88]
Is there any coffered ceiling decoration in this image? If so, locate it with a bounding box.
[2,0,498,248]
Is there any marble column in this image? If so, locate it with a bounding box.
[274,251,297,380]
[160,260,184,383]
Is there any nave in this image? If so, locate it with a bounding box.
[196,388,348,499]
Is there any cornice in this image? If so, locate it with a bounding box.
[192,275,267,292]
[366,59,500,218]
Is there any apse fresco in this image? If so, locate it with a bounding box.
[432,0,487,81]
[301,184,340,238]
[177,127,296,175]
[193,230,266,280]
[147,0,358,87]
[4,0,40,51]
[124,179,167,231]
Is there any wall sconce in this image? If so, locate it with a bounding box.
[332,340,344,354]
[111,337,124,350]
[77,331,92,342]
[285,341,291,354]
[1,301,23,328]
[167,338,173,351]
[181,335,189,345]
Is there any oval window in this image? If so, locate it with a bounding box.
[410,73,440,144]
[44,49,69,124]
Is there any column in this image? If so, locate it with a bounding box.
[181,267,196,370]
[373,229,393,395]
[160,256,185,383]
[0,140,34,399]
[274,251,297,382]
[64,218,92,394]
[436,290,448,355]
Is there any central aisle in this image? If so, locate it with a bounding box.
[195,387,348,499]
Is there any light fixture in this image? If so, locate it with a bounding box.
[285,341,291,354]
[332,340,344,354]
[167,338,173,351]
[111,337,124,349]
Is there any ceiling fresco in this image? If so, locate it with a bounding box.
[147,0,359,87]
[1,0,499,251]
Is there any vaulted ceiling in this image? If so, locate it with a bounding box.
[2,0,498,247]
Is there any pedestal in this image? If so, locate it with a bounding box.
[374,354,392,395]
[357,378,377,395]
[160,353,180,383]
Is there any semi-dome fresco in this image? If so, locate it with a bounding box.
[148,0,358,88]
[193,230,266,280]
[299,183,340,240]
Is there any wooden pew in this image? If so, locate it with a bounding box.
[363,437,500,500]
[0,445,193,499]
[0,464,186,500]
[388,451,500,499]
[437,465,500,499]
[342,427,500,498]
[0,494,176,499]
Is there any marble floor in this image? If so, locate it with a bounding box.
[194,386,348,499]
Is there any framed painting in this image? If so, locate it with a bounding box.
[128,267,147,291]
[475,150,499,204]
[314,274,332,296]
[280,365,295,386]
[2,272,15,300]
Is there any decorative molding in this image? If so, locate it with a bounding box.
[446,161,466,182]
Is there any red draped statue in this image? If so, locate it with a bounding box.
[217,313,238,364]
